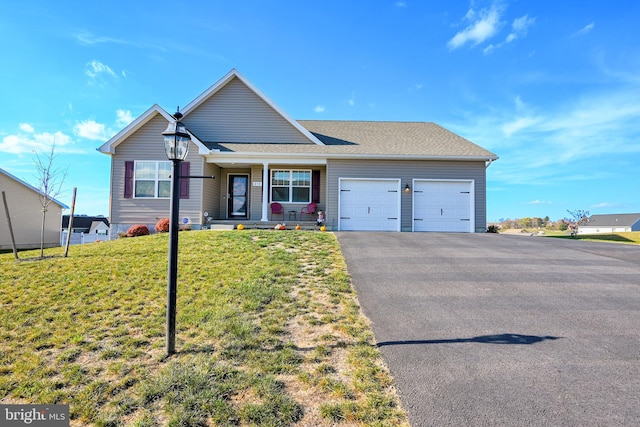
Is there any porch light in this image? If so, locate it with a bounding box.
[163,109,192,356]
[404,183,411,193]
[162,111,190,161]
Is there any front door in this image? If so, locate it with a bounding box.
[228,174,248,218]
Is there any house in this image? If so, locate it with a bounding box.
[98,69,498,235]
[0,168,68,250]
[578,213,640,234]
[60,215,110,245]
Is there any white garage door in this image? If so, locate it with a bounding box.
[339,179,400,231]
[413,180,473,232]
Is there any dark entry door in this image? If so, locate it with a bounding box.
[228,175,248,218]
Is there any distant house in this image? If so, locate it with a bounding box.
[0,168,68,250]
[61,215,110,245]
[578,213,640,234]
[98,69,498,234]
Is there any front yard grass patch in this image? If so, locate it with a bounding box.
[544,231,640,244]
[0,230,408,426]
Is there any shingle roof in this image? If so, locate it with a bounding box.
[582,214,640,227]
[203,120,498,160]
[62,215,110,231]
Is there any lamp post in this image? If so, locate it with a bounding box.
[162,110,191,356]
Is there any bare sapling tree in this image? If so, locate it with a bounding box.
[565,209,590,237]
[33,143,68,258]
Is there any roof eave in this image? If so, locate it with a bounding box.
[204,151,499,162]
[0,168,69,209]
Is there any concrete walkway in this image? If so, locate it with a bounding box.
[336,232,640,426]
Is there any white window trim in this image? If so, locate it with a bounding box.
[270,169,312,203]
[134,160,171,199]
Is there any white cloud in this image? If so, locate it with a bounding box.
[502,116,541,137]
[506,14,535,43]
[446,87,640,187]
[527,200,552,205]
[395,1,407,7]
[1,110,132,156]
[0,127,75,155]
[314,105,325,113]
[116,109,134,128]
[74,120,107,141]
[483,44,496,55]
[447,3,504,50]
[75,110,137,141]
[484,14,535,54]
[85,60,116,79]
[590,202,615,209]
[75,32,126,46]
[75,31,165,51]
[572,22,595,37]
[19,123,34,133]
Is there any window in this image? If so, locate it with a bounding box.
[271,170,311,203]
[134,161,171,198]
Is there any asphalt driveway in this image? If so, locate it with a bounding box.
[335,232,640,426]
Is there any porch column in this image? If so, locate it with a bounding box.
[261,162,269,221]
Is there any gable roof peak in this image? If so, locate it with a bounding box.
[180,69,324,146]
[98,104,174,154]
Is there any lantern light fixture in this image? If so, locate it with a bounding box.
[163,110,190,161]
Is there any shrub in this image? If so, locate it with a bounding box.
[155,218,170,233]
[126,224,150,237]
[487,225,499,233]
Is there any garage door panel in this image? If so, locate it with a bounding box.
[339,179,400,231]
[414,180,472,232]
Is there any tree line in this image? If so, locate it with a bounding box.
[492,210,589,232]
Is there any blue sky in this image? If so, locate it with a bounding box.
[1,1,639,222]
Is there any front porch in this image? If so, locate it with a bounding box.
[205,163,327,224]
[204,219,332,231]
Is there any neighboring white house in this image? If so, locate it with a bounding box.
[0,168,68,250]
[578,213,640,234]
[98,69,498,235]
[60,215,110,245]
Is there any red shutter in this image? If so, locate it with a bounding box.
[124,161,134,198]
[312,170,320,203]
[180,162,190,199]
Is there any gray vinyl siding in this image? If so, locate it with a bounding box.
[0,173,64,250]
[326,159,487,232]
[183,77,311,144]
[110,114,206,233]
[249,166,263,221]
[202,162,220,222]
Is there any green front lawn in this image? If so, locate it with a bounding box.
[0,231,408,426]
[548,231,640,244]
